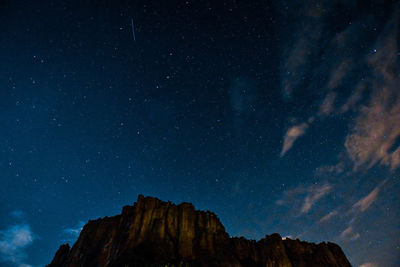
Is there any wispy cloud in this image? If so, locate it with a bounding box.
[353,187,379,212]
[327,60,353,90]
[279,1,326,100]
[339,82,365,114]
[274,3,398,265]
[344,7,400,171]
[280,122,309,157]
[279,2,400,175]
[62,221,85,243]
[352,179,388,213]
[339,179,389,244]
[340,226,360,241]
[314,162,344,176]
[300,184,332,214]
[319,210,338,223]
[282,34,318,99]
[359,263,379,267]
[344,87,400,171]
[318,91,337,116]
[277,183,332,215]
[0,224,35,266]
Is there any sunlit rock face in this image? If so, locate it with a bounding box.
[47,195,352,267]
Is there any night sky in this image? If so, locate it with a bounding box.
[0,1,399,266]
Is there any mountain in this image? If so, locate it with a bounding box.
[47,195,352,267]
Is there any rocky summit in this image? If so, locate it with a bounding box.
[47,195,352,267]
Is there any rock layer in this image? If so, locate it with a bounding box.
[47,195,352,267]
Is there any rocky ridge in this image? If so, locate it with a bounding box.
[47,195,352,267]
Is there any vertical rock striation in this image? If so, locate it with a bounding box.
[47,195,352,267]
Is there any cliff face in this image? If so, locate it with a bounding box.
[47,195,352,267]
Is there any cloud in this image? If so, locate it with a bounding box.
[327,60,353,90]
[280,122,309,157]
[314,162,344,177]
[391,147,400,169]
[339,82,365,113]
[352,179,388,213]
[339,179,389,244]
[319,210,338,223]
[282,34,317,99]
[340,226,360,241]
[0,224,35,266]
[337,180,389,245]
[63,226,82,236]
[318,92,337,116]
[344,87,400,171]
[344,7,400,171]
[359,263,379,267]
[279,1,327,100]
[278,0,362,100]
[279,3,400,176]
[62,221,85,243]
[277,183,332,215]
[300,184,332,214]
[353,187,379,212]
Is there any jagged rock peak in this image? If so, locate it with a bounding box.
[47,195,352,267]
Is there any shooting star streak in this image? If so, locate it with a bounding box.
[131,18,136,41]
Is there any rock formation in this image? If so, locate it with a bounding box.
[47,195,352,267]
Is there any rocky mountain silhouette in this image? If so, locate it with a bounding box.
[47,195,352,267]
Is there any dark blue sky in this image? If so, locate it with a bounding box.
[0,1,399,266]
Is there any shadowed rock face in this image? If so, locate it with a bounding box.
[47,195,352,267]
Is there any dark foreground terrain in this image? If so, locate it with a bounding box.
[47,195,351,267]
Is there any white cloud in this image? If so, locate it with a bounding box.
[279,3,400,175]
[340,226,360,241]
[281,122,309,157]
[327,60,353,90]
[339,82,365,113]
[352,179,388,213]
[344,8,400,171]
[300,184,332,214]
[0,224,35,266]
[319,210,338,223]
[353,187,379,212]
[279,90,338,156]
[318,92,337,116]
[277,183,332,215]
[340,180,389,244]
[344,87,400,171]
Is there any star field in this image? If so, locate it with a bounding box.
[0,1,399,267]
